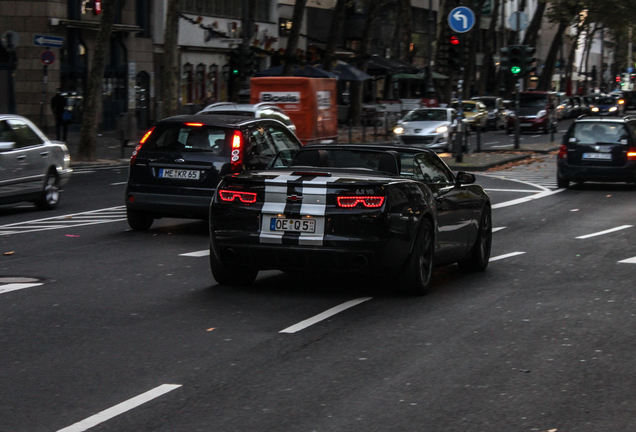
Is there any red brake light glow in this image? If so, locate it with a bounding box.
[185,122,204,127]
[337,196,385,208]
[219,189,257,203]
[231,131,244,172]
[131,126,155,165]
[558,144,568,159]
[627,147,636,160]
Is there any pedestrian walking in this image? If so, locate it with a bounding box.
[51,89,68,141]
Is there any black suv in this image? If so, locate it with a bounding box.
[125,115,302,230]
[557,116,636,188]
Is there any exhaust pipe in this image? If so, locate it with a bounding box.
[353,254,369,268]
[224,248,236,260]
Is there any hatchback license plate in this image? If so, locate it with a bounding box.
[582,153,612,160]
[270,218,316,233]
[158,169,200,179]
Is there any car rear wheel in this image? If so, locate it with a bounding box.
[209,246,258,286]
[557,170,570,189]
[127,208,154,231]
[35,171,60,210]
[458,206,492,272]
[401,218,434,295]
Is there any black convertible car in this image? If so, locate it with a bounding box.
[209,145,492,294]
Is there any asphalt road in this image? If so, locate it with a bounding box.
[1,164,635,432]
[465,118,573,152]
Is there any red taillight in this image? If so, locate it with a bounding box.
[131,126,155,165]
[218,189,257,203]
[337,196,385,208]
[628,147,636,161]
[230,131,244,172]
[558,144,568,159]
[185,122,204,127]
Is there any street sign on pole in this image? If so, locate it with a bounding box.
[508,11,529,31]
[33,34,64,48]
[40,50,55,65]
[448,7,475,33]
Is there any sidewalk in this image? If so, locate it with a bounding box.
[63,125,559,172]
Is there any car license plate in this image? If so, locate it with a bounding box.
[582,153,612,160]
[158,168,200,179]
[270,218,316,233]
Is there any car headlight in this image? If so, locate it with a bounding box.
[393,126,404,134]
[536,110,547,118]
[609,106,617,112]
[591,106,599,112]
[435,126,448,133]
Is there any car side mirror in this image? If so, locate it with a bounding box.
[456,171,475,185]
[0,141,16,151]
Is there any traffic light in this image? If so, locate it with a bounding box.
[508,45,523,77]
[242,47,258,77]
[522,45,536,76]
[448,36,462,68]
[229,49,240,76]
[616,75,622,83]
[500,46,509,72]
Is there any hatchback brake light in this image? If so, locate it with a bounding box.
[131,126,155,165]
[185,122,204,127]
[219,189,257,203]
[558,144,568,159]
[628,146,636,161]
[231,131,244,172]
[337,196,385,208]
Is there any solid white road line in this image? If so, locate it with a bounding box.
[280,297,372,334]
[179,249,210,257]
[485,188,542,193]
[110,182,128,186]
[0,283,43,295]
[56,384,182,432]
[490,252,526,261]
[619,256,636,264]
[576,225,633,239]
[492,189,565,209]
[492,227,506,233]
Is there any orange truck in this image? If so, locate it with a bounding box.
[250,77,338,145]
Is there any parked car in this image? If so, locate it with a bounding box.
[125,115,302,230]
[0,114,72,209]
[471,96,505,130]
[587,94,625,116]
[556,98,577,120]
[506,92,557,134]
[449,100,488,131]
[620,90,636,110]
[198,102,297,133]
[392,107,457,152]
[557,115,636,188]
[209,144,492,294]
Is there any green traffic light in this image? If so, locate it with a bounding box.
[511,66,521,75]
[232,69,239,75]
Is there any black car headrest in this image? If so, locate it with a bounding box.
[291,149,330,167]
[378,151,401,175]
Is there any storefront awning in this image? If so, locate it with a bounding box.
[52,18,141,33]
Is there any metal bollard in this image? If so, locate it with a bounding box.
[476,127,481,153]
[348,119,353,143]
[362,121,366,143]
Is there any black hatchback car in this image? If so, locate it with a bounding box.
[125,115,302,230]
[557,116,636,188]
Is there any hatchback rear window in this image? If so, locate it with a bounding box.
[572,123,629,144]
[143,125,228,154]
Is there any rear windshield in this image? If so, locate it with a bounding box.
[142,125,228,154]
[403,109,447,122]
[592,97,617,105]
[571,123,629,144]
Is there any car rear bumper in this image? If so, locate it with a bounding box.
[125,190,213,218]
[558,160,636,183]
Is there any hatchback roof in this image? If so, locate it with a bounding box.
[157,114,267,128]
[575,115,636,122]
[198,102,283,113]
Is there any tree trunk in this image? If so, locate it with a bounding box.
[283,0,308,76]
[537,21,566,91]
[323,0,347,72]
[522,1,546,47]
[161,0,181,118]
[478,0,500,95]
[400,0,413,62]
[350,0,384,125]
[565,24,585,95]
[77,0,117,161]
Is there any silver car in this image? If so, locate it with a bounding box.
[393,108,457,152]
[197,102,296,133]
[0,115,72,209]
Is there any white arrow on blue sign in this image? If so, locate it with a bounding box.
[33,34,64,48]
[448,6,476,33]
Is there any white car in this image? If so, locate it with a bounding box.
[197,102,296,133]
[0,114,72,209]
[393,108,457,152]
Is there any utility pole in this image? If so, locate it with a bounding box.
[239,0,253,102]
[514,9,521,150]
[426,0,434,98]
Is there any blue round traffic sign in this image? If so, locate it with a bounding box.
[40,50,55,65]
[448,6,476,33]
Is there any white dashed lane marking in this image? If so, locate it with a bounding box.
[489,252,526,261]
[619,257,636,264]
[576,225,632,239]
[179,249,209,257]
[0,283,43,295]
[279,298,373,334]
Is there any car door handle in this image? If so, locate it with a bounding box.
[40,151,49,157]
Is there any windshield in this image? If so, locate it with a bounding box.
[571,123,629,144]
[474,99,496,109]
[593,97,617,105]
[403,110,447,122]
[519,94,548,108]
[450,102,477,112]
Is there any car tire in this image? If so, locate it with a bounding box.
[127,208,154,231]
[458,206,492,272]
[557,170,570,189]
[400,218,434,296]
[209,246,258,286]
[35,170,60,210]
